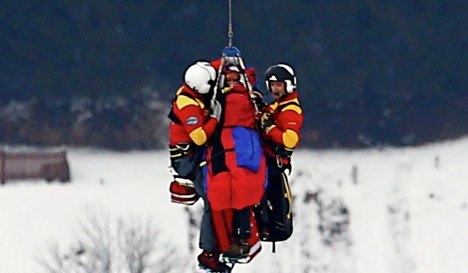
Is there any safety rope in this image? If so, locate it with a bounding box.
[212,0,232,106]
[227,0,233,47]
[212,0,259,114]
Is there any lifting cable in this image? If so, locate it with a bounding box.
[227,0,234,47]
[216,0,258,112]
[213,0,234,102]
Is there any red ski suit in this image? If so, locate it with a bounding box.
[205,83,266,211]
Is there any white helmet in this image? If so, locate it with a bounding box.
[184,61,217,94]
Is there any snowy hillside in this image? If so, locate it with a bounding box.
[1,137,467,273]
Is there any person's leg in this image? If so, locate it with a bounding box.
[193,170,216,251]
[222,207,251,260]
[236,207,251,240]
[193,170,231,271]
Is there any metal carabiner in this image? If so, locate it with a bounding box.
[276,155,283,168]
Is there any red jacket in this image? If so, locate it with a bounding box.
[262,91,303,157]
[206,83,266,211]
[168,85,218,146]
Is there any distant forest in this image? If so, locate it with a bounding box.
[1,1,467,149]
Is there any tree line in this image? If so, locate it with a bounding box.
[1,1,466,149]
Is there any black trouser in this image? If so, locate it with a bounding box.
[170,145,216,251]
[233,207,251,240]
[192,170,217,251]
[256,154,294,242]
[169,144,202,181]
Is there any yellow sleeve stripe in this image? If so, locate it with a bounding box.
[176,95,198,109]
[281,104,303,114]
[189,127,207,146]
[269,102,279,111]
[175,86,184,95]
[282,129,299,149]
[222,87,232,93]
[195,99,205,109]
[265,125,276,134]
[279,98,299,106]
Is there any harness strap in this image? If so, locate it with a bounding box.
[199,148,235,167]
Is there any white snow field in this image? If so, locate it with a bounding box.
[1,137,467,273]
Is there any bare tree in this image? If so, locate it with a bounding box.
[37,211,181,273]
[37,243,67,273]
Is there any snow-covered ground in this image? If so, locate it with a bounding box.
[1,137,467,273]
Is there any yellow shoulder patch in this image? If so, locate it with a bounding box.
[281,104,303,114]
[176,95,198,110]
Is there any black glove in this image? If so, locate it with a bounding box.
[260,112,275,131]
[251,90,266,110]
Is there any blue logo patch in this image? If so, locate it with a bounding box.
[186,116,199,125]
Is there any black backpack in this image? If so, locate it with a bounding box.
[255,171,293,251]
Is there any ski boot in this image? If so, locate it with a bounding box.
[220,239,250,263]
[260,227,270,241]
[197,250,232,273]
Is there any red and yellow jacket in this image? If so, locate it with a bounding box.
[168,85,218,146]
[262,91,303,157]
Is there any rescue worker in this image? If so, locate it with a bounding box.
[205,65,267,261]
[257,63,303,241]
[167,61,230,272]
[260,63,303,172]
